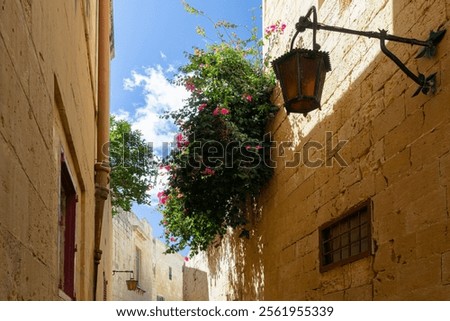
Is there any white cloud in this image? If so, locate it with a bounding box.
[112,109,130,121]
[121,65,190,204]
[123,65,189,157]
[166,64,176,73]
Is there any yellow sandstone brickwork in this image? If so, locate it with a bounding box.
[199,0,450,300]
[0,0,112,300]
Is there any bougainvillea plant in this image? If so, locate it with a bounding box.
[159,2,280,256]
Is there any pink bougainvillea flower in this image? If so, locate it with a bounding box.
[213,106,229,116]
[245,94,253,102]
[198,103,207,111]
[184,257,189,262]
[245,145,263,151]
[160,164,171,171]
[265,21,287,38]
[185,81,196,92]
[176,133,189,148]
[157,191,168,205]
[204,167,215,176]
[176,133,184,148]
[170,237,177,242]
[162,220,168,225]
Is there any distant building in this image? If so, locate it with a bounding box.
[112,210,184,301]
[184,251,223,301]
[0,0,114,300]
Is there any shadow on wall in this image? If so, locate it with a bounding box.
[204,0,450,300]
[205,225,266,301]
[183,267,209,301]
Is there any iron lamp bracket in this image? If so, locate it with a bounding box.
[293,6,446,96]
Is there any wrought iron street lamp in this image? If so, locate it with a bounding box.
[272,6,446,116]
[112,270,138,291]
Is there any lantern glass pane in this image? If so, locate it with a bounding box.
[278,54,299,101]
[272,48,331,115]
[300,56,318,97]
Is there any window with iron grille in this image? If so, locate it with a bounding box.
[319,200,372,272]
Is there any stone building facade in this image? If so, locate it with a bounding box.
[184,250,228,301]
[0,0,113,300]
[193,0,450,300]
[112,210,184,301]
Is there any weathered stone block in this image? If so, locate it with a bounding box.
[346,175,376,209]
[0,0,33,94]
[411,123,450,171]
[442,251,450,285]
[373,269,401,300]
[349,257,373,288]
[422,90,450,132]
[302,251,318,273]
[392,232,417,264]
[416,223,449,258]
[382,147,411,183]
[384,109,424,158]
[322,290,345,300]
[407,285,450,300]
[397,255,442,294]
[338,162,361,191]
[350,128,371,161]
[321,265,351,295]
[373,207,406,245]
[344,283,373,300]
[372,94,405,142]
[404,189,447,234]
[411,0,446,41]
[391,162,440,210]
[373,240,396,272]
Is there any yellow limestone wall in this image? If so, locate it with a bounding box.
[112,210,185,301]
[0,0,112,300]
[197,0,450,300]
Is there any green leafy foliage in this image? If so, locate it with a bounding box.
[159,3,278,256]
[109,116,157,214]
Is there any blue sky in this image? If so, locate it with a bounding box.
[111,0,262,253]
